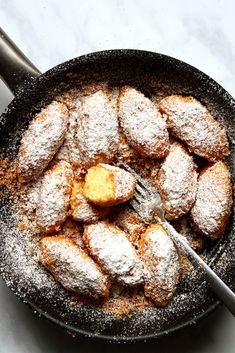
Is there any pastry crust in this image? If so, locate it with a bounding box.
[55,100,82,166]
[36,161,73,234]
[59,218,84,248]
[191,161,232,238]
[83,163,136,206]
[140,224,180,307]
[118,86,169,158]
[112,206,147,247]
[40,236,110,299]
[70,180,109,223]
[158,142,198,220]
[83,221,144,286]
[76,90,119,167]
[159,95,229,161]
[116,133,162,191]
[18,101,68,182]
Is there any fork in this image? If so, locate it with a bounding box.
[121,162,235,316]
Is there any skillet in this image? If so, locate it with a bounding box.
[0,28,234,341]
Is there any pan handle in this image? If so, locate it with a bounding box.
[0,28,41,95]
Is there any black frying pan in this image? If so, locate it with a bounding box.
[0,28,234,342]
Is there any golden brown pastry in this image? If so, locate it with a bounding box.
[158,142,198,220]
[36,161,73,233]
[83,163,136,206]
[159,95,229,161]
[18,101,68,182]
[40,236,110,299]
[116,134,162,191]
[70,180,109,223]
[140,224,180,307]
[191,161,232,238]
[83,221,144,286]
[59,218,84,248]
[112,206,147,247]
[55,100,82,166]
[76,90,119,167]
[118,86,169,158]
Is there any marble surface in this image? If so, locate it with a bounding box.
[0,0,235,352]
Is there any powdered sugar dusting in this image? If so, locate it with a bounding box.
[159,142,198,220]
[40,237,110,299]
[159,95,229,161]
[84,222,144,286]
[118,87,169,158]
[191,161,232,238]
[18,101,68,182]
[59,219,85,248]
[55,99,82,166]
[36,161,73,233]
[76,91,119,167]
[141,224,180,306]
[112,206,147,247]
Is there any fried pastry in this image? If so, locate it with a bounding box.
[118,86,169,158]
[140,224,180,307]
[18,101,68,182]
[83,221,144,286]
[116,134,162,191]
[36,161,73,233]
[112,206,147,247]
[83,163,136,206]
[159,95,229,161]
[76,90,119,167]
[59,218,84,248]
[191,161,232,238]
[55,100,82,166]
[40,236,110,299]
[70,180,109,223]
[158,142,198,220]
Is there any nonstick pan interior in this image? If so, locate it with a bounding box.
[0,50,234,341]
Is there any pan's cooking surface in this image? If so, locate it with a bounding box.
[0,50,235,340]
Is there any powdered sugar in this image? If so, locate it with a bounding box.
[84,222,144,286]
[59,218,85,248]
[55,99,82,165]
[159,95,229,161]
[76,91,120,167]
[112,206,147,247]
[191,161,232,238]
[40,237,109,299]
[18,101,68,182]
[36,161,73,233]
[118,87,169,158]
[141,224,180,306]
[159,142,198,220]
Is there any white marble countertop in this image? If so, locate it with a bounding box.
[0,0,235,352]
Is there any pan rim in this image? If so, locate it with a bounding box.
[25,298,220,342]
